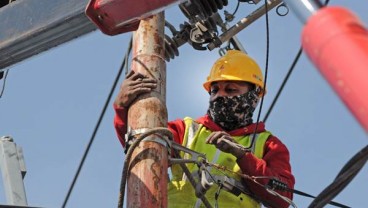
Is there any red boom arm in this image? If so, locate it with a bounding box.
[302,6,368,132]
[85,0,184,35]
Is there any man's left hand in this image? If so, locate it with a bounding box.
[206,132,248,159]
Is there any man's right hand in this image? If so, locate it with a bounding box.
[114,70,157,108]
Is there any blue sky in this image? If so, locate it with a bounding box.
[1,1,367,207]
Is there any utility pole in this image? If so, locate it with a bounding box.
[127,12,168,208]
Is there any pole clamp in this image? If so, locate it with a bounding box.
[124,126,170,153]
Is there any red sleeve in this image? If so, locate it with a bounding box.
[113,104,128,147]
[237,136,295,208]
[168,119,186,145]
[113,102,186,147]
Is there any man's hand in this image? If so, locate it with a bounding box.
[206,131,248,159]
[114,70,157,108]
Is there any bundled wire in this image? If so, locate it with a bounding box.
[118,128,213,208]
[117,127,174,208]
[308,145,368,208]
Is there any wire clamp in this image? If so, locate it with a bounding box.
[124,127,171,153]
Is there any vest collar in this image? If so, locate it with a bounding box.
[196,114,266,136]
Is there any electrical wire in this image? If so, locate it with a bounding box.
[118,127,173,208]
[308,145,368,208]
[263,47,302,122]
[224,0,241,23]
[263,0,330,122]
[61,36,133,208]
[232,1,240,16]
[0,69,9,98]
[214,183,223,208]
[251,0,270,142]
[205,160,350,208]
[289,189,350,208]
[118,128,212,208]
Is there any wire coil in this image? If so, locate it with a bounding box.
[164,34,179,62]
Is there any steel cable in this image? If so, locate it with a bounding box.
[252,0,270,143]
[118,128,212,208]
[263,0,330,122]
[263,47,302,122]
[117,128,174,208]
[308,145,368,208]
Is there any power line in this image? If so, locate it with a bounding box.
[308,145,368,208]
[61,36,133,208]
[263,47,302,122]
[263,0,331,122]
[252,0,270,138]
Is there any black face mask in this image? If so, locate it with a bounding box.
[207,90,259,131]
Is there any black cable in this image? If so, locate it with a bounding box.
[263,47,302,122]
[0,69,9,98]
[225,1,240,23]
[61,37,133,208]
[214,183,223,208]
[232,1,240,17]
[262,0,331,122]
[308,145,368,208]
[118,128,174,208]
[291,189,350,208]
[251,0,270,140]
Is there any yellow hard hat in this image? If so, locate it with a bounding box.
[203,50,266,96]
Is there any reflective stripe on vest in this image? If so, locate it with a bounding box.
[168,117,271,208]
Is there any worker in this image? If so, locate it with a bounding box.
[114,50,295,207]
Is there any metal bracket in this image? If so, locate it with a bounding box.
[168,142,206,165]
[124,127,171,153]
[195,165,214,198]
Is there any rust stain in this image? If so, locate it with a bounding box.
[151,160,162,189]
[128,12,167,208]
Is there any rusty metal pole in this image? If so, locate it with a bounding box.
[127,12,168,208]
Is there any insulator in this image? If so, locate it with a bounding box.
[267,178,288,191]
[164,34,179,62]
[205,16,217,33]
[179,0,228,21]
[198,0,228,18]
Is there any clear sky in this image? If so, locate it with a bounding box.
[1,1,367,208]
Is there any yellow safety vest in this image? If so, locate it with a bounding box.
[168,117,271,208]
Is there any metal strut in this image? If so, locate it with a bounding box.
[169,142,213,208]
[208,0,283,50]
